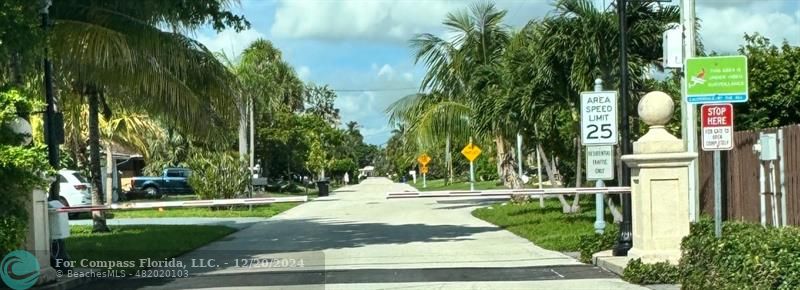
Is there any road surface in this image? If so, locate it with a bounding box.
[81,177,644,289]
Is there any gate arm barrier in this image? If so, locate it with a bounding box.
[56,196,308,213]
[386,187,631,199]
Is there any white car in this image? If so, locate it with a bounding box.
[57,169,92,207]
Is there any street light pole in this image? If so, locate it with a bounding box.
[41,0,71,270]
[41,0,60,192]
[613,0,633,256]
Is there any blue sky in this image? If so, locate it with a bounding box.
[195,0,800,145]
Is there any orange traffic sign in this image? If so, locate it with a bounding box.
[461,142,481,161]
[417,153,431,165]
[420,165,429,174]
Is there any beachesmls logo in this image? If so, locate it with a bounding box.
[1,250,40,290]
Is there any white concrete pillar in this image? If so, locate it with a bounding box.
[621,91,697,264]
[26,189,57,284]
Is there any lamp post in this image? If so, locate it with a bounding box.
[41,0,61,184]
[41,0,70,270]
[613,0,633,256]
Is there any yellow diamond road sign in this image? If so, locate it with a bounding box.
[417,153,431,166]
[461,142,481,161]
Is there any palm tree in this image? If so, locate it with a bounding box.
[219,39,305,172]
[389,2,521,187]
[48,1,246,232]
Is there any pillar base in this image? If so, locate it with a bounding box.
[623,151,696,265]
[627,248,682,265]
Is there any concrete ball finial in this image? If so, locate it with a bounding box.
[638,91,674,126]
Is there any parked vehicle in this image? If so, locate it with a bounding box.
[127,168,193,199]
[57,169,92,207]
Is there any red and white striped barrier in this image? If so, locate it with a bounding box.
[56,196,308,213]
[386,187,631,199]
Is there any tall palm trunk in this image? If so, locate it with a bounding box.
[87,87,110,232]
[495,133,521,189]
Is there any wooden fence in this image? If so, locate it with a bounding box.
[699,125,800,225]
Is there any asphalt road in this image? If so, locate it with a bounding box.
[80,177,645,289]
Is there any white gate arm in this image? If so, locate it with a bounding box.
[386,187,631,199]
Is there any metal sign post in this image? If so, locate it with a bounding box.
[420,165,429,188]
[584,79,616,234]
[701,104,734,238]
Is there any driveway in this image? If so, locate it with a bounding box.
[81,177,644,289]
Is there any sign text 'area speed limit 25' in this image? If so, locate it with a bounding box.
[581,91,618,145]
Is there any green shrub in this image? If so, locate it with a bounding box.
[186,150,249,199]
[623,258,679,284]
[679,219,800,289]
[0,89,51,257]
[578,224,619,263]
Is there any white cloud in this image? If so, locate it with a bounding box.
[361,125,391,137]
[325,62,420,144]
[297,66,311,80]
[698,5,800,53]
[270,0,551,42]
[195,28,266,58]
[377,64,395,79]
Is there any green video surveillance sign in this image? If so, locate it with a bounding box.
[685,55,748,104]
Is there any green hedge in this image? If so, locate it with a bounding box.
[623,258,679,284]
[578,224,618,263]
[679,220,800,289]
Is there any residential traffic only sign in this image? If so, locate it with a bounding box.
[586,145,615,180]
[581,91,618,145]
[461,143,481,161]
[701,104,734,151]
[686,56,748,104]
[417,153,431,165]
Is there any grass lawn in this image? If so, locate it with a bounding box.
[108,202,299,218]
[66,225,235,270]
[410,178,507,191]
[473,197,616,252]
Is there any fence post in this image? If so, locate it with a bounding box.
[778,128,787,226]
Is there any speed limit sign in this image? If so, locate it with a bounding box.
[581,91,618,145]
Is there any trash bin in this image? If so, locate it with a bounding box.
[316,180,329,197]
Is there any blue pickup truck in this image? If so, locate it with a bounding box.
[128,168,193,199]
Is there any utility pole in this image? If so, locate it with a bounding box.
[613,0,633,256]
[680,0,699,222]
[248,98,255,197]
